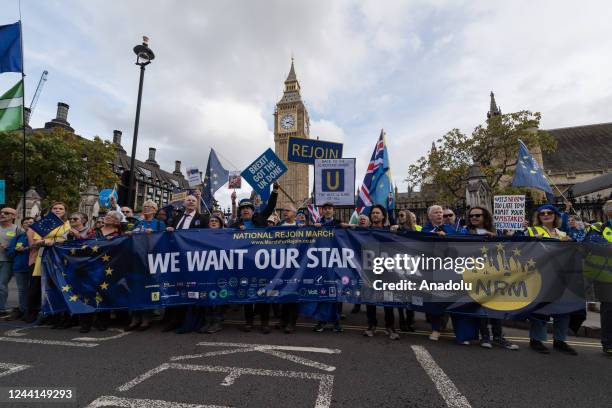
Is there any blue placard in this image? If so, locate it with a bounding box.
[241,148,288,196]
[0,180,4,205]
[287,137,343,165]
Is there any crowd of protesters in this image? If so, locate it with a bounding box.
[0,188,610,357]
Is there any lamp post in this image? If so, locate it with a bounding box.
[127,36,155,209]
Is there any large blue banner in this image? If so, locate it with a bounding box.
[42,228,590,319]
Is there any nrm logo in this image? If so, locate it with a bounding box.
[474,279,528,298]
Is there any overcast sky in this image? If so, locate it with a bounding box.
[2,0,611,207]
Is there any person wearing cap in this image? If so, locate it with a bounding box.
[231,182,279,334]
[314,202,342,227]
[296,208,308,226]
[266,214,279,227]
[0,208,20,317]
[527,204,577,355]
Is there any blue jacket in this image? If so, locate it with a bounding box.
[422,222,457,235]
[6,232,29,273]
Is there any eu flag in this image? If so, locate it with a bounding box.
[0,22,23,73]
[30,212,65,237]
[202,148,229,211]
[511,139,553,194]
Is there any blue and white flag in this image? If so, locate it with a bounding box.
[511,139,552,194]
[0,22,22,73]
[355,129,395,216]
[201,148,229,211]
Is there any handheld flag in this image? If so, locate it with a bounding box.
[30,212,65,238]
[202,148,229,212]
[307,203,321,223]
[511,140,553,194]
[355,130,395,216]
[0,80,23,132]
[0,22,22,73]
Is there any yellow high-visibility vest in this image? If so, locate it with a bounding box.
[584,222,612,283]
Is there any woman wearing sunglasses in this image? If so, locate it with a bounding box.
[461,207,519,350]
[526,204,576,355]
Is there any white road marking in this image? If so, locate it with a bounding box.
[171,347,263,361]
[4,325,52,337]
[85,395,231,408]
[196,342,341,354]
[72,328,132,342]
[171,342,338,371]
[0,362,31,378]
[411,345,472,408]
[0,336,98,347]
[118,363,334,408]
[259,349,336,372]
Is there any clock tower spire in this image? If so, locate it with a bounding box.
[274,58,310,210]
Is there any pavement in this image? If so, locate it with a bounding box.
[0,281,609,408]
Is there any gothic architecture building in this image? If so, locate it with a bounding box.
[274,59,311,210]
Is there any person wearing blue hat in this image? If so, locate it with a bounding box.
[231,182,279,333]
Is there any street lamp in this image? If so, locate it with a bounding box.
[127,36,155,209]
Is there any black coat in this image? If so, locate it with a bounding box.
[172,211,209,229]
[231,191,278,228]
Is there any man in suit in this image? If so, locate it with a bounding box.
[231,183,279,333]
[167,195,209,231]
[163,195,208,333]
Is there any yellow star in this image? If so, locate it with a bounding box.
[527,259,536,268]
[81,244,88,250]
[95,293,103,304]
[70,249,77,255]
[480,246,488,254]
[512,248,521,257]
[100,282,109,290]
[69,295,78,302]
[63,258,69,265]
[83,297,90,304]
[62,284,71,292]
[101,254,111,262]
[496,243,504,252]
[91,245,99,253]
[105,267,113,276]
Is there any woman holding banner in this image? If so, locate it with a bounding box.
[461,207,519,350]
[526,205,577,355]
[25,202,71,324]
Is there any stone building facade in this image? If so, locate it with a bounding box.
[274,60,311,209]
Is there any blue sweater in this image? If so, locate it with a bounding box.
[6,233,29,273]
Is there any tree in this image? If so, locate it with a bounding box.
[0,128,118,210]
[405,110,556,204]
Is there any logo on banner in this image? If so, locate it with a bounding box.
[464,244,542,311]
[322,169,344,191]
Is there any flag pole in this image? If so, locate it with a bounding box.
[18,3,27,220]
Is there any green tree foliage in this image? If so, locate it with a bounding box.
[0,128,118,210]
[406,111,556,203]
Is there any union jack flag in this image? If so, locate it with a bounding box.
[307,203,321,223]
[355,129,395,216]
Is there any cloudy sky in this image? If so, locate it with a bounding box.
[2,0,611,207]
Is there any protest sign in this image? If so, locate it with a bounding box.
[186,166,202,187]
[493,195,525,231]
[228,171,242,189]
[287,137,343,165]
[314,158,356,207]
[241,148,287,196]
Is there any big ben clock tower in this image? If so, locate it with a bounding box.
[274,59,310,210]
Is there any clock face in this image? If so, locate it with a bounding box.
[280,114,296,130]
